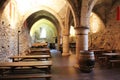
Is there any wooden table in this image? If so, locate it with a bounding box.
[0,61,52,68]
[102,53,120,56]
[9,55,51,62]
[0,61,52,75]
[29,48,51,56]
[102,53,120,61]
[32,42,48,48]
[30,48,50,52]
[28,52,51,56]
[91,49,112,61]
[102,53,120,67]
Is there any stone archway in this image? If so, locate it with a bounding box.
[22,10,60,51]
[0,0,99,62]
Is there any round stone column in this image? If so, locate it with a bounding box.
[62,35,70,56]
[74,27,89,68]
[75,27,89,54]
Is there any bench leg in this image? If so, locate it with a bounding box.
[45,66,51,74]
[106,62,111,68]
[111,62,114,68]
[108,62,115,68]
[46,77,51,80]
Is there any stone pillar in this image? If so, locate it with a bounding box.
[62,35,70,56]
[74,27,89,68]
[76,27,89,51]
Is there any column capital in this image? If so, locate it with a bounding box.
[75,26,89,35]
[62,28,69,36]
[62,34,69,36]
[62,32,69,36]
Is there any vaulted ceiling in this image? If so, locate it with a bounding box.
[0,0,117,27]
[0,0,117,12]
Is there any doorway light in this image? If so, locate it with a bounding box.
[70,25,75,36]
[40,28,46,38]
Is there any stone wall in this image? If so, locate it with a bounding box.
[0,4,31,62]
[19,26,32,54]
[0,21,31,62]
[0,16,18,62]
[90,1,120,50]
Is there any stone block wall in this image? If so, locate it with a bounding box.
[89,1,120,50]
[0,5,31,62]
[0,20,31,62]
[0,20,18,62]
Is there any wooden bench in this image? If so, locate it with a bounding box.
[109,60,120,68]
[30,48,50,52]
[0,73,51,80]
[0,66,49,70]
[28,52,51,56]
[29,48,51,56]
[0,61,52,75]
[0,66,51,78]
[9,55,51,62]
[32,42,48,48]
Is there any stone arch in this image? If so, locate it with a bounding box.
[81,0,98,27]
[66,0,77,28]
[25,10,60,31]
[0,0,10,18]
[0,0,77,34]
[65,6,71,34]
[24,10,60,45]
[21,6,63,31]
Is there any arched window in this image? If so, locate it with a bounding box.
[40,28,46,38]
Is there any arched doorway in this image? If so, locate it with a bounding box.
[0,0,77,61]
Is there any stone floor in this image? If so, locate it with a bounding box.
[6,49,120,80]
[50,49,120,80]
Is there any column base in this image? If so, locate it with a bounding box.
[62,52,70,56]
